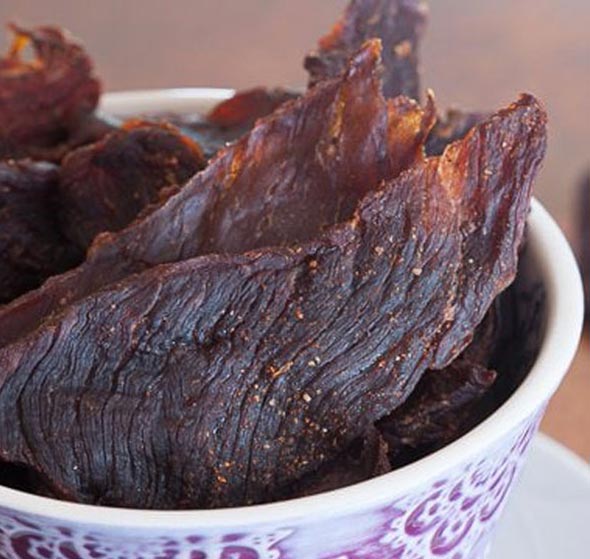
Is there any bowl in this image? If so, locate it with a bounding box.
[0,89,584,559]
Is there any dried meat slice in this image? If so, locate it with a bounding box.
[378,360,497,467]
[0,114,117,164]
[0,160,83,304]
[284,427,391,498]
[161,88,300,160]
[207,87,300,129]
[487,245,547,403]
[305,0,428,99]
[59,120,205,250]
[425,109,487,156]
[0,91,546,509]
[0,25,101,160]
[0,41,435,348]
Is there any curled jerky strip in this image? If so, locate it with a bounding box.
[161,88,300,160]
[378,361,497,467]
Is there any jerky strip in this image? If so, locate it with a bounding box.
[425,109,488,156]
[378,361,497,468]
[161,88,300,160]
[305,0,428,99]
[0,24,100,159]
[0,160,83,304]
[59,120,205,250]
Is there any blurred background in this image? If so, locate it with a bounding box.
[1,0,588,456]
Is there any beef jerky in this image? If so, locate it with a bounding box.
[158,88,300,160]
[0,25,100,160]
[578,172,590,323]
[425,109,487,156]
[487,243,547,402]
[66,114,119,151]
[59,120,205,250]
[313,243,543,479]
[0,72,546,508]
[0,114,118,164]
[284,427,391,498]
[207,87,301,129]
[460,297,502,366]
[0,160,83,304]
[305,0,428,100]
[378,360,497,468]
[0,40,436,348]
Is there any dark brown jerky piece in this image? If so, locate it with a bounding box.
[284,427,391,498]
[0,113,117,164]
[0,160,83,304]
[377,360,497,468]
[0,25,101,160]
[0,86,546,508]
[59,120,205,250]
[578,172,590,323]
[376,242,547,471]
[460,297,502,366]
[487,243,547,402]
[0,41,435,348]
[158,88,300,160]
[425,109,488,156]
[207,87,301,129]
[305,0,428,99]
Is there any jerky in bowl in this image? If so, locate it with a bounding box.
[0,87,583,559]
[0,1,585,558]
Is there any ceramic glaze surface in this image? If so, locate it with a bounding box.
[0,413,540,559]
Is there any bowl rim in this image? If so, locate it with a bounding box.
[0,88,584,529]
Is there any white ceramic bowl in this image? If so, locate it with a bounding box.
[0,89,584,559]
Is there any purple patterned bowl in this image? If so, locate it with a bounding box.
[0,89,584,559]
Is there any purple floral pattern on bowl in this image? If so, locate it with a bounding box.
[0,413,541,559]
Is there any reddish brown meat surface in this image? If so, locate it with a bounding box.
[0,160,83,304]
[0,40,435,348]
[0,24,101,161]
[0,41,546,508]
[161,88,300,160]
[305,0,428,100]
[59,120,205,250]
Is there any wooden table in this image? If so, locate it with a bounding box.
[1,0,589,459]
